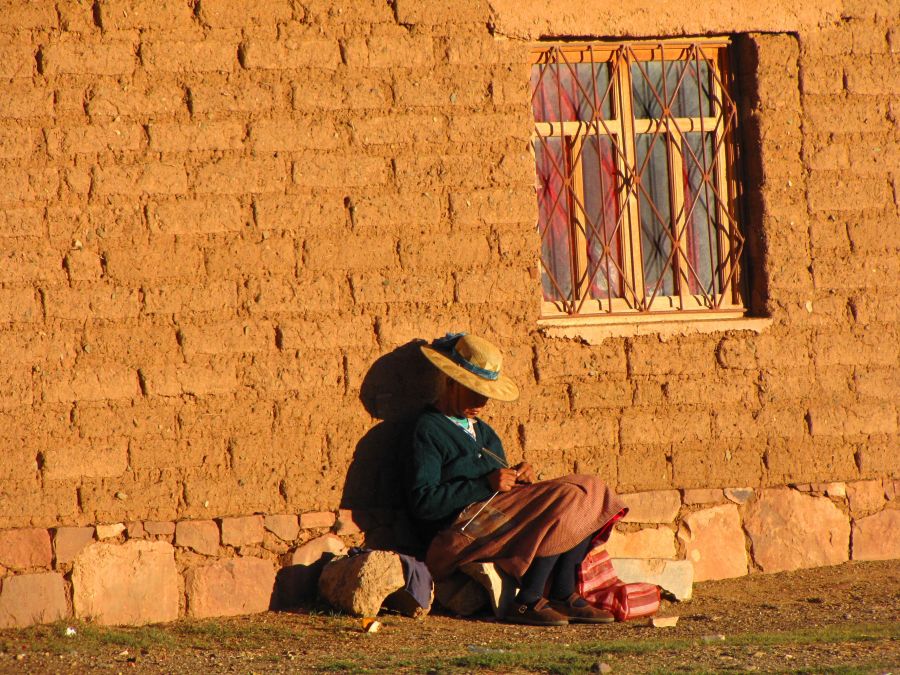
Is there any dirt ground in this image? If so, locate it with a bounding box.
[1,560,898,674]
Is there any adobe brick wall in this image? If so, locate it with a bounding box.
[0,0,896,622]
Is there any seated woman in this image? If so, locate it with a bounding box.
[406,332,627,626]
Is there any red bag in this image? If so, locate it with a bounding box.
[578,547,660,621]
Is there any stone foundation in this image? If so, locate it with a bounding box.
[0,481,897,628]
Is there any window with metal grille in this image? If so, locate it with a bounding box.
[530,41,746,321]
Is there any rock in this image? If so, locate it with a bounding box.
[144,521,175,536]
[743,489,850,573]
[723,487,754,504]
[264,515,299,541]
[53,527,95,565]
[434,573,488,616]
[0,528,52,570]
[299,511,336,529]
[809,482,846,497]
[96,523,126,539]
[459,561,516,618]
[592,662,612,673]
[682,489,724,505]
[620,490,681,523]
[0,573,68,628]
[677,504,748,582]
[318,550,405,617]
[846,480,886,517]
[852,510,900,561]
[611,558,694,601]
[605,528,677,559]
[175,520,220,555]
[185,557,276,618]
[276,534,349,604]
[220,516,264,547]
[72,541,179,625]
[652,616,679,628]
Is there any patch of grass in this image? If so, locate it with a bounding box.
[727,622,899,647]
[317,657,368,672]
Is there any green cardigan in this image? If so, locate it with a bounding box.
[406,407,508,542]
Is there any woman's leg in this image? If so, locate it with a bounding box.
[548,533,594,600]
[515,554,560,604]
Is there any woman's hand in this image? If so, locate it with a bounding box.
[487,468,518,492]
[513,462,536,484]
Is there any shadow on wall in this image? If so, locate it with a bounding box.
[339,339,438,550]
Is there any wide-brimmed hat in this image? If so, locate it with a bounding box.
[420,333,519,402]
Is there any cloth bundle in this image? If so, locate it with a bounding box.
[578,546,660,621]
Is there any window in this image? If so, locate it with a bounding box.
[530,41,746,322]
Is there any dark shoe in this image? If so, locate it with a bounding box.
[505,597,569,626]
[547,593,615,624]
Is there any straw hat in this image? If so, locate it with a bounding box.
[420,333,519,402]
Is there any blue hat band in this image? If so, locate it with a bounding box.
[449,346,500,381]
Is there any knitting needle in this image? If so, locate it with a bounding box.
[460,449,518,532]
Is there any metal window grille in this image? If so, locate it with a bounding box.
[531,42,746,320]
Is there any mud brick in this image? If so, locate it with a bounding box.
[188,78,277,114]
[87,81,186,118]
[0,168,59,202]
[142,359,239,397]
[399,233,491,270]
[808,175,894,212]
[349,192,443,231]
[450,188,535,226]
[621,409,711,445]
[394,0,490,24]
[149,121,245,152]
[198,0,293,26]
[142,40,238,72]
[0,1,57,30]
[42,361,140,403]
[0,84,52,119]
[42,39,136,76]
[193,157,288,194]
[292,155,388,188]
[0,206,41,237]
[105,240,203,282]
[0,288,39,323]
[42,439,129,480]
[205,234,297,277]
[806,96,891,134]
[365,34,435,68]
[0,366,33,409]
[180,320,275,357]
[75,402,178,440]
[395,67,491,107]
[630,337,718,376]
[0,39,35,79]
[242,39,341,70]
[304,235,396,272]
[94,163,188,196]
[44,286,142,321]
[250,118,338,151]
[617,446,670,492]
[456,267,535,304]
[147,198,245,235]
[0,247,67,284]
[253,194,344,232]
[525,414,617,452]
[349,271,453,304]
[97,0,197,30]
[352,114,446,146]
[143,281,238,315]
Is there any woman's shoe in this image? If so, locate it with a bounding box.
[547,593,615,623]
[505,597,569,626]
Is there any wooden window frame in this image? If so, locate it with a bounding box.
[531,40,747,325]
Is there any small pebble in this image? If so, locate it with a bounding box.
[591,662,612,674]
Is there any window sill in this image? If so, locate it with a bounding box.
[537,315,772,344]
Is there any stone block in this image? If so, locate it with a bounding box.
[264,515,299,541]
[175,520,220,555]
[606,528,677,559]
[72,541,179,625]
[54,527,95,565]
[318,550,405,617]
[299,511,336,529]
[290,534,347,567]
[144,521,175,536]
[611,558,694,601]
[724,487,755,504]
[744,489,850,573]
[852,510,900,561]
[0,572,68,628]
[620,491,681,523]
[96,523,126,539]
[220,515,264,547]
[126,522,145,539]
[678,504,748,582]
[846,480,886,516]
[682,489,724,505]
[459,561,515,618]
[0,528,52,570]
[185,557,276,619]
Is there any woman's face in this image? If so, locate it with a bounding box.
[444,380,489,419]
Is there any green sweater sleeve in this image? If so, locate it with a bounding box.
[407,422,495,522]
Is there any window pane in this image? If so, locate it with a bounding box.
[682,132,722,296]
[580,135,622,299]
[631,59,712,119]
[635,135,675,297]
[533,137,573,301]
[531,62,612,123]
